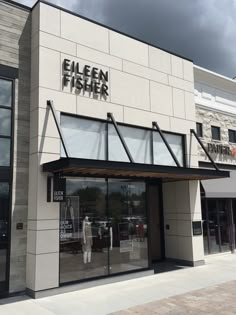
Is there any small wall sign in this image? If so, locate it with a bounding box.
[53,175,66,202]
[192,221,202,236]
[16,222,23,230]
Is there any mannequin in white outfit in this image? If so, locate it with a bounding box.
[82,216,93,264]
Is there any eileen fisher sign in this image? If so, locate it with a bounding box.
[63,58,109,96]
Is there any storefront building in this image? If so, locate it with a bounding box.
[195,66,236,255]
[0,0,230,298]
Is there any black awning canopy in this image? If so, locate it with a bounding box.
[42,158,230,181]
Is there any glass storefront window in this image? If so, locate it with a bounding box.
[0,79,12,107]
[61,114,184,167]
[108,124,151,164]
[153,132,183,166]
[0,108,11,136]
[201,200,209,255]
[203,199,231,255]
[0,183,9,287]
[207,200,220,254]
[59,178,148,284]
[0,77,12,294]
[108,180,148,274]
[218,200,230,252]
[60,178,107,283]
[108,124,128,162]
[61,115,106,160]
[0,138,10,167]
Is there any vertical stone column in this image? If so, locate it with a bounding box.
[163,180,204,266]
[26,3,61,295]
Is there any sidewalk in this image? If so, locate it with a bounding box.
[0,254,236,315]
[110,280,236,315]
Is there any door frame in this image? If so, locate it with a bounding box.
[146,181,165,264]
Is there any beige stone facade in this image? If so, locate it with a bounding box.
[26,1,203,294]
[1,0,221,297]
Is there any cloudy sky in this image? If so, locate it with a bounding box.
[17,0,236,78]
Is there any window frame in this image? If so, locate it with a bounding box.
[0,77,14,170]
[0,72,15,295]
[196,122,203,138]
[211,126,221,141]
[228,129,236,144]
[60,112,186,167]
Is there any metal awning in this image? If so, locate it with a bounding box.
[201,169,235,198]
[43,101,229,182]
[42,158,230,181]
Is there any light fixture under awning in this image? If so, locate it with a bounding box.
[201,169,236,198]
[42,158,230,182]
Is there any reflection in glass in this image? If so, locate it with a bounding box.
[204,199,231,255]
[108,125,151,164]
[0,183,9,286]
[207,200,220,254]
[60,178,148,285]
[108,124,128,162]
[108,180,148,274]
[0,79,12,107]
[0,138,10,166]
[0,108,11,136]
[153,132,183,166]
[0,250,7,283]
[218,200,230,252]
[60,114,184,167]
[60,178,107,284]
[201,200,209,255]
[61,116,106,160]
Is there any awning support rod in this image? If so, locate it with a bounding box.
[152,121,181,168]
[190,129,219,171]
[107,112,134,163]
[47,100,69,158]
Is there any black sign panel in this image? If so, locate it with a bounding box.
[192,221,202,236]
[53,176,66,202]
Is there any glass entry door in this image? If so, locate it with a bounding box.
[108,180,148,274]
[60,178,108,283]
[59,178,148,285]
[0,183,10,294]
[203,199,231,254]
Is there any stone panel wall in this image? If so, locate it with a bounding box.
[0,1,31,292]
[26,2,201,292]
[196,106,236,165]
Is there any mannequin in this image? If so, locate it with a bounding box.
[82,216,93,264]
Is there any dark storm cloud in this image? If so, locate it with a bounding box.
[18,0,236,77]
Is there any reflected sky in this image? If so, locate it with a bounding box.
[0,109,11,136]
[0,79,12,107]
[0,139,10,166]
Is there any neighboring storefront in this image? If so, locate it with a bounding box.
[0,0,31,297]
[195,65,236,255]
[0,0,231,299]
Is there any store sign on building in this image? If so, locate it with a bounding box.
[62,58,109,96]
[53,176,66,202]
[207,143,236,157]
